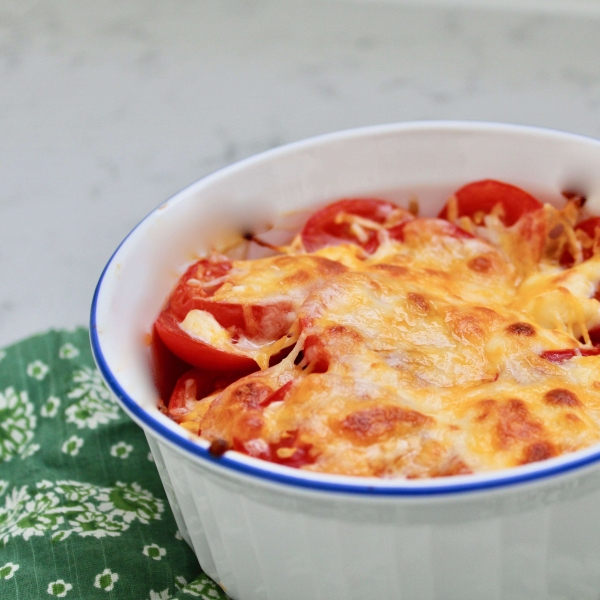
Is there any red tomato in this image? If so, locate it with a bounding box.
[155,310,257,371]
[168,258,242,325]
[268,430,315,468]
[589,326,600,347]
[168,256,306,342]
[540,348,600,364]
[169,368,247,419]
[388,218,473,242]
[259,380,294,408]
[233,429,315,468]
[438,179,543,227]
[575,217,600,241]
[150,322,190,403]
[157,253,344,370]
[560,218,600,266]
[576,217,600,261]
[302,335,330,373]
[301,198,410,253]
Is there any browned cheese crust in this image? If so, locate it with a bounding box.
[178,206,600,478]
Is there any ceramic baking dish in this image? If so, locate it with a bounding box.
[91,121,600,600]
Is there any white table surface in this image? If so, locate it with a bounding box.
[2,0,600,348]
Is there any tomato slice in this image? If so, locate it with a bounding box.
[576,217,600,261]
[575,217,600,241]
[156,252,348,371]
[155,310,258,371]
[169,256,281,338]
[438,179,543,227]
[168,258,241,324]
[540,348,600,364]
[589,326,600,347]
[150,322,190,403]
[169,368,246,419]
[268,430,316,468]
[388,218,474,242]
[233,429,316,468]
[168,255,345,343]
[259,380,294,408]
[301,198,410,253]
[559,218,600,267]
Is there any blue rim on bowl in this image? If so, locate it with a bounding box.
[90,120,600,496]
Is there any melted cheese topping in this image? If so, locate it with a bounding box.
[177,207,600,478]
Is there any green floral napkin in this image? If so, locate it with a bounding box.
[0,328,229,600]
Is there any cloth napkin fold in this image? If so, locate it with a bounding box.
[0,328,228,600]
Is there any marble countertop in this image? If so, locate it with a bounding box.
[2,0,600,348]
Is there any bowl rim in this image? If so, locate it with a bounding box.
[91,119,600,497]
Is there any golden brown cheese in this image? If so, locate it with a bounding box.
[180,255,346,367]
[179,211,600,478]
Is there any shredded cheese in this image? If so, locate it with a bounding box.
[176,199,600,478]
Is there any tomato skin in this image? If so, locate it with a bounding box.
[155,310,258,371]
[169,259,242,324]
[303,335,330,373]
[260,380,294,408]
[169,369,204,414]
[559,217,600,266]
[233,429,316,468]
[576,217,600,261]
[589,326,600,347]
[390,218,474,242]
[575,217,600,241]
[169,368,247,418]
[168,257,301,342]
[541,348,600,364]
[150,322,191,403]
[268,430,315,468]
[438,179,543,227]
[301,198,409,253]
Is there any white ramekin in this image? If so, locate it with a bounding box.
[91,122,600,600]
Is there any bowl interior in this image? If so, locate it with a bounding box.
[91,121,600,494]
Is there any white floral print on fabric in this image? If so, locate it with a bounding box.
[65,367,120,429]
[0,561,19,580]
[8,490,63,541]
[41,396,61,418]
[143,543,166,561]
[94,568,118,591]
[0,481,7,496]
[0,350,5,362]
[58,343,80,360]
[0,387,37,463]
[27,360,49,381]
[97,481,164,524]
[147,589,172,600]
[61,436,84,457]
[20,443,40,459]
[69,511,123,539]
[180,575,224,598]
[110,442,133,459]
[47,579,73,597]
[0,480,164,546]
[0,486,29,545]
